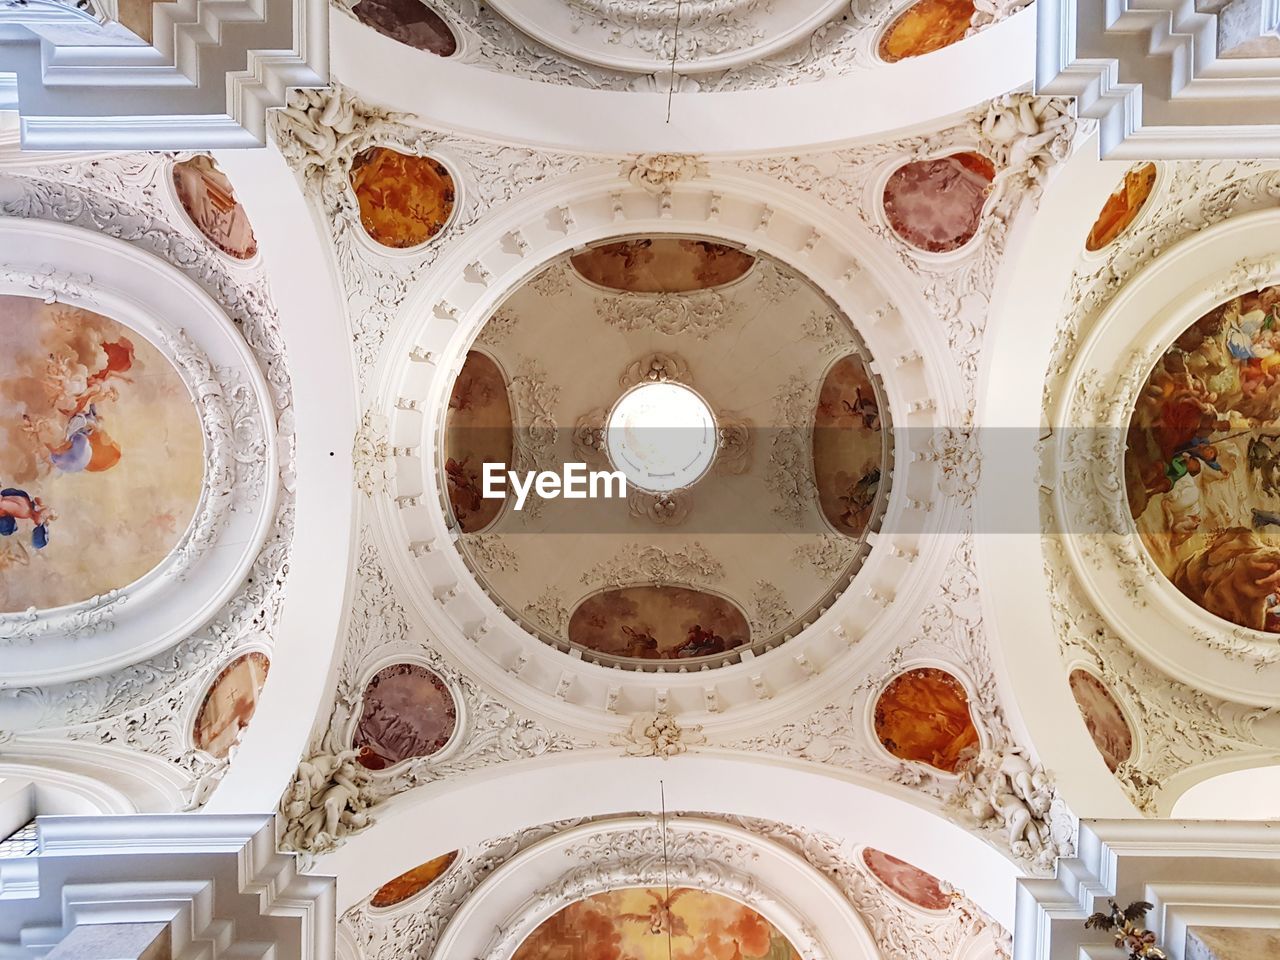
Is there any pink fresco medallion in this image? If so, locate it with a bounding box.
[882,152,995,254]
[354,663,458,769]
[1068,669,1133,772]
[862,848,952,911]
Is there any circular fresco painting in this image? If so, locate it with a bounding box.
[883,152,995,254]
[1125,283,1280,632]
[862,848,952,911]
[354,663,458,769]
[1068,669,1133,772]
[512,888,801,960]
[369,850,458,908]
[350,147,456,249]
[874,667,979,773]
[0,295,204,613]
[193,652,270,758]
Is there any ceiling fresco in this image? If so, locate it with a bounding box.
[511,888,801,960]
[567,585,751,661]
[569,238,757,293]
[349,147,456,249]
[369,850,458,908]
[444,351,513,533]
[193,652,271,758]
[1085,162,1157,252]
[813,354,884,537]
[1067,669,1133,773]
[873,668,980,773]
[172,156,259,260]
[354,663,458,769]
[877,0,975,62]
[882,152,994,254]
[861,848,953,911]
[0,295,204,613]
[443,236,889,667]
[351,0,458,55]
[1126,284,1280,633]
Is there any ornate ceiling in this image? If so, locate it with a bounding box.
[3,3,1280,960]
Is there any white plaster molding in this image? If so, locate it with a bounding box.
[1036,0,1280,158]
[432,817,874,960]
[484,0,849,76]
[1015,819,1280,960]
[1047,209,1280,707]
[0,219,279,688]
[0,0,328,149]
[0,155,296,813]
[338,810,1013,960]
[330,6,1038,154]
[0,814,333,960]
[371,163,962,724]
[320,754,1024,925]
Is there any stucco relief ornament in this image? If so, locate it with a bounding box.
[622,153,709,194]
[972,94,1077,206]
[713,411,754,475]
[629,489,691,526]
[619,351,691,388]
[273,86,404,184]
[612,711,706,758]
[967,0,1032,33]
[353,409,395,497]
[922,427,981,504]
[280,748,378,855]
[947,747,1075,871]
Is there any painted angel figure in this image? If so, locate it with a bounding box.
[617,889,695,936]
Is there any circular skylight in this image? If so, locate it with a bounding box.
[605,381,718,493]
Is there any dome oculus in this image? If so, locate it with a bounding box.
[605,381,718,494]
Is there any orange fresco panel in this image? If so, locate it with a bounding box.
[879,0,976,62]
[350,147,456,249]
[873,667,979,772]
[1085,163,1157,251]
[370,851,458,907]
